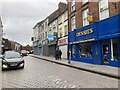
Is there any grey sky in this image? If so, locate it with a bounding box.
[0,0,66,46]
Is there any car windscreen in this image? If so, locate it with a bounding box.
[4,52,21,59]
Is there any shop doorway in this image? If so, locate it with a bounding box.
[102,40,111,64]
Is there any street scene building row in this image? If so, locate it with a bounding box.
[32,0,120,67]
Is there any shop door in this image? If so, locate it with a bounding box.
[102,41,111,64]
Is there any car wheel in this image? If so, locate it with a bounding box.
[21,65,24,69]
[2,68,5,71]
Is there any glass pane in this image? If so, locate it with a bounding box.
[113,38,120,61]
[102,45,109,54]
[99,0,108,8]
[79,43,92,58]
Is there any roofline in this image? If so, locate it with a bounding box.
[33,19,45,29]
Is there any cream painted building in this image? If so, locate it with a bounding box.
[58,10,68,59]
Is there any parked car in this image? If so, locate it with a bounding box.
[2,51,25,70]
[21,50,28,56]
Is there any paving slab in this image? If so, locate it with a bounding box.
[29,54,120,79]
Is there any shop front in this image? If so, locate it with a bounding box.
[68,14,120,67]
[33,41,39,55]
[48,41,57,57]
[58,36,68,59]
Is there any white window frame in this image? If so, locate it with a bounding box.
[71,0,75,12]
[71,16,76,31]
[64,11,68,21]
[99,0,109,20]
[58,16,62,25]
[82,8,89,26]
[64,25,68,36]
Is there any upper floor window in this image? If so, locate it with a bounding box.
[49,26,52,31]
[64,11,68,21]
[64,25,68,36]
[82,0,88,4]
[42,24,44,29]
[99,0,109,20]
[45,32,47,38]
[60,28,62,37]
[52,22,56,29]
[71,0,75,12]
[43,33,44,39]
[58,16,62,25]
[45,22,47,28]
[71,16,76,31]
[82,8,89,26]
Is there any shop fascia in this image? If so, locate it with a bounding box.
[58,36,68,46]
[76,28,93,37]
[70,28,95,44]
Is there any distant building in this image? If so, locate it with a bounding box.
[0,17,3,55]
[33,20,44,55]
[42,18,49,56]
[2,38,22,54]
[33,2,68,57]
[47,2,68,57]
[57,7,68,59]
[22,45,33,53]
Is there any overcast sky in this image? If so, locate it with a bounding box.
[0,0,66,46]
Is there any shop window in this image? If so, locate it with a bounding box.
[79,43,92,58]
[72,45,76,57]
[102,45,109,54]
[113,38,120,61]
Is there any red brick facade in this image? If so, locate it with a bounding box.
[68,0,120,32]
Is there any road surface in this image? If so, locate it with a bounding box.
[1,56,119,88]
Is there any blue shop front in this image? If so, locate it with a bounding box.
[68,14,120,67]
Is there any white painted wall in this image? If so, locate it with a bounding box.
[59,45,67,59]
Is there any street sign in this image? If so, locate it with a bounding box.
[48,34,54,40]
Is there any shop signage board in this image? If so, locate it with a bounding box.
[76,28,93,37]
[58,36,68,46]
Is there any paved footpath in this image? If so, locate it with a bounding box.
[30,54,120,79]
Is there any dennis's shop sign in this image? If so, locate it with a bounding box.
[76,28,93,37]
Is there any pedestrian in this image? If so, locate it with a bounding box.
[58,49,62,60]
[55,47,59,60]
[68,50,71,64]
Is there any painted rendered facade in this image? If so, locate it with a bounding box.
[0,17,3,55]
[58,10,68,59]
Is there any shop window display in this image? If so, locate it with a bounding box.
[103,45,109,54]
[79,43,92,58]
[113,38,120,61]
